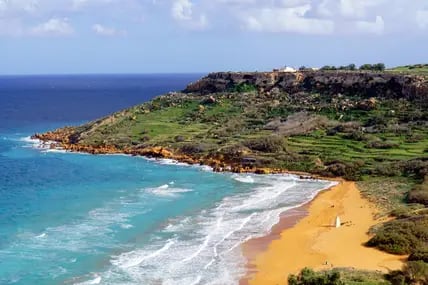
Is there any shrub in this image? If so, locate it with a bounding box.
[320,65,338,71]
[360,64,373,70]
[244,136,285,153]
[391,208,413,219]
[337,64,356,71]
[385,270,406,285]
[367,216,428,255]
[365,115,389,127]
[405,133,424,143]
[373,63,386,71]
[359,63,386,71]
[347,64,356,71]
[317,161,362,181]
[366,140,399,149]
[179,143,207,154]
[407,190,428,206]
[230,83,257,93]
[174,135,186,142]
[288,268,343,285]
[367,231,415,254]
[342,131,367,141]
[335,121,362,133]
[218,144,249,159]
[327,128,338,136]
[409,250,428,263]
[401,161,428,179]
[403,261,428,284]
[374,163,401,177]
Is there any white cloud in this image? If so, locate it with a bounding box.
[172,0,192,20]
[0,0,427,37]
[339,0,385,19]
[317,0,333,17]
[30,17,74,36]
[92,24,126,36]
[241,4,334,35]
[355,15,384,34]
[0,0,39,14]
[72,0,116,10]
[171,0,208,29]
[416,10,428,29]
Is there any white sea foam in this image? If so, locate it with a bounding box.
[20,136,52,149]
[120,224,134,229]
[199,165,213,172]
[164,217,191,232]
[113,239,176,269]
[145,184,193,197]
[74,275,102,285]
[20,136,43,147]
[96,175,336,285]
[232,174,255,184]
[158,159,189,167]
[44,148,67,153]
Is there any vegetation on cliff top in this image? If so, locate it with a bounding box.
[389,64,428,75]
[35,69,428,283]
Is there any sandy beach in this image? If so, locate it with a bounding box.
[242,181,407,285]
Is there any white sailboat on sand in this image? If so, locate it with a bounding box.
[335,216,341,228]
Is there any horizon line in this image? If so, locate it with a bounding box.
[0,72,213,77]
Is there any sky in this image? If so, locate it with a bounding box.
[0,0,428,74]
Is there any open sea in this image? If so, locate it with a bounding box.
[0,74,334,285]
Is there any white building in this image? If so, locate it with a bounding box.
[274,66,297,73]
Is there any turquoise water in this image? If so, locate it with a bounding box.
[0,75,334,285]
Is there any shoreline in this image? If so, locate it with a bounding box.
[240,203,310,285]
[30,133,330,178]
[240,181,407,285]
[27,136,406,284]
[26,135,340,284]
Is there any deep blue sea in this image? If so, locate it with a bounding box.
[0,74,333,285]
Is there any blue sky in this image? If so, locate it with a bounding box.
[1,0,428,74]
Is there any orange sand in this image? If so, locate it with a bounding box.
[247,181,406,285]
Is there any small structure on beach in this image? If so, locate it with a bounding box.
[335,216,341,228]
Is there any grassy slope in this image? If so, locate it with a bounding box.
[388,64,428,75]
[75,90,427,180]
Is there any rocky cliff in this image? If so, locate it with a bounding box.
[184,71,428,103]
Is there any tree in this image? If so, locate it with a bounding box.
[359,64,373,70]
[359,63,386,71]
[320,65,337,71]
[373,63,386,71]
[346,64,356,70]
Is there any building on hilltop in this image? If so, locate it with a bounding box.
[273,66,297,73]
